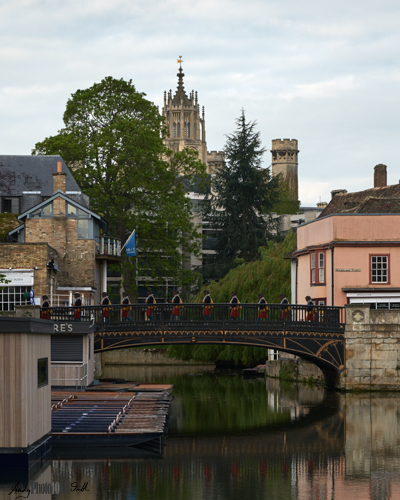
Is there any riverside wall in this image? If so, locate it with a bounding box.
[265,358,324,384]
[94,348,214,379]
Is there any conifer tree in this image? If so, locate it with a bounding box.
[201,111,281,280]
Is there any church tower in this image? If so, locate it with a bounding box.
[162,61,209,169]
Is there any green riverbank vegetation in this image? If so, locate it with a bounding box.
[165,230,296,367]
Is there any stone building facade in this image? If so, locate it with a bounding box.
[162,64,313,279]
[0,157,120,310]
[271,138,299,201]
[162,63,224,175]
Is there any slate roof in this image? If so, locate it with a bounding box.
[0,155,81,197]
[318,184,400,217]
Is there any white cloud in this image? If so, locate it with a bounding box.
[279,76,359,100]
[1,0,400,204]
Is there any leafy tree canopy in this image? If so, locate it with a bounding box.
[201,111,281,280]
[33,77,208,295]
[272,175,301,215]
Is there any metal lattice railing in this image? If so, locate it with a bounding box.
[41,303,345,332]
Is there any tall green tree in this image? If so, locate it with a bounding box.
[33,77,208,295]
[201,111,281,280]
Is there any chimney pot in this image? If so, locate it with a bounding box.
[374,164,387,188]
[57,161,62,173]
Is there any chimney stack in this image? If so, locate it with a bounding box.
[53,160,66,193]
[374,164,387,188]
[331,189,347,199]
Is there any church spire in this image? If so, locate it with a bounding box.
[172,56,190,104]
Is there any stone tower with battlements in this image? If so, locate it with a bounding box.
[271,139,299,201]
[162,63,223,175]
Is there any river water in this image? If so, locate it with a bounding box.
[2,365,400,500]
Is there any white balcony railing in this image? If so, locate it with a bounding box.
[96,237,121,257]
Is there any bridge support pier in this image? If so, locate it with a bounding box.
[322,370,340,389]
[341,304,400,391]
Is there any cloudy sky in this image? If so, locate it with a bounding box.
[1,0,400,205]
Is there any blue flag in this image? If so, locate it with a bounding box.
[125,230,136,257]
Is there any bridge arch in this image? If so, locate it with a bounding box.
[95,328,344,387]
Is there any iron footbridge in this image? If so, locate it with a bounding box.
[47,303,345,375]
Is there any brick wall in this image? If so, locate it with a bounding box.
[0,243,57,297]
[53,172,66,193]
[24,195,99,291]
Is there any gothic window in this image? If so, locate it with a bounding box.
[177,122,181,137]
[184,114,190,137]
[173,122,177,137]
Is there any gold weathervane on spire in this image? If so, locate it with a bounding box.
[177,56,183,68]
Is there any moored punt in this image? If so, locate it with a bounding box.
[85,382,175,394]
[51,386,173,449]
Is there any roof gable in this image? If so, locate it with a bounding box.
[18,191,107,229]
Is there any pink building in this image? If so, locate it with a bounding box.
[290,165,400,309]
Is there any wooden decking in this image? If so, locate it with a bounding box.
[51,383,173,447]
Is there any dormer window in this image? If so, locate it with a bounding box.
[66,203,91,239]
[30,201,53,218]
[2,197,20,214]
[67,203,87,217]
[77,219,89,239]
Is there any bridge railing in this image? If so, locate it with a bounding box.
[41,303,345,330]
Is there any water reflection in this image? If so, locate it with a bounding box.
[2,368,400,499]
[103,363,215,383]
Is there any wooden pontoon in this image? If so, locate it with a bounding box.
[51,385,173,451]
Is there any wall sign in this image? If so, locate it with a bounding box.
[335,268,361,272]
[0,269,34,286]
